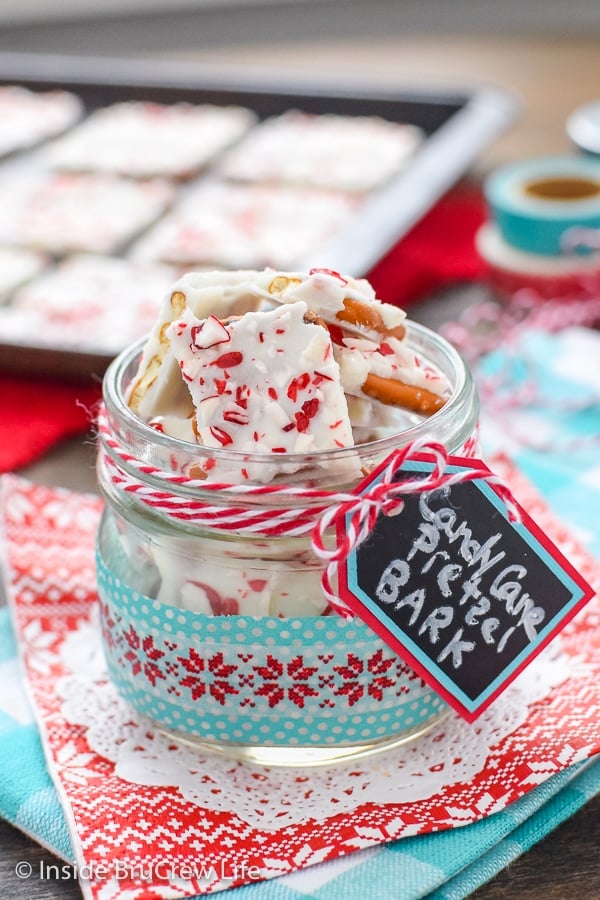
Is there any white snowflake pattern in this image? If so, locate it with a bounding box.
[22,619,59,673]
[43,496,99,534]
[60,607,106,678]
[55,739,99,786]
[4,488,35,524]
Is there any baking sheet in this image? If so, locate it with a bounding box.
[0,52,517,379]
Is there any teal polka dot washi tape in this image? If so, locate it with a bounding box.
[95,541,447,749]
[484,155,600,256]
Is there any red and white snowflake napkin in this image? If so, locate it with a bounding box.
[0,459,599,900]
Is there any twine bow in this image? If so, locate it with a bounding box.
[98,406,519,618]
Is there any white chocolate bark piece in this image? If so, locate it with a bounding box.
[127,270,268,421]
[256,267,407,342]
[128,267,448,435]
[129,180,358,270]
[151,541,327,617]
[178,573,271,617]
[0,246,48,303]
[216,109,424,192]
[179,567,328,617]
[45,100,256,179]
[0,85,83,158]
[334,334,450,401]
[167,301,354,459]
[258,269,449,413]
[0,171,174,255]
[9,253,178,354]
[150,544,274,616]
[146,413,197,443]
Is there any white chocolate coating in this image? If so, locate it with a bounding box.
[167,301,354,457]
[255,267,407,338]
[0,171,174,255]
[0,86,83,158]
[129,180,358,270]
[45,100,256,179]
[128,269,268,421]
[216,109,424,192]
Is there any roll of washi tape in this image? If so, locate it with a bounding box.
[484,155,600,256]
[475,222,600,300]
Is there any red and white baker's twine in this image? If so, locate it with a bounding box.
[441,289,600,366]
[98,406,520,618]
[440,279,600,453]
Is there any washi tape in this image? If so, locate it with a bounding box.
[476,222,600,299]
[96,543,447,748]
[484,155,600,256]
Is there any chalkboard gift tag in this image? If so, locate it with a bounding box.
[337,451,595,722]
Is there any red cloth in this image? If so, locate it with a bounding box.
[367,181,487,306]
[0,183,486,474]
[0,375,101,473]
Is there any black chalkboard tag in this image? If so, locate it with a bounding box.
[337,451,595,722]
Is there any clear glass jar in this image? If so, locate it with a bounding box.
[96,321,479,766]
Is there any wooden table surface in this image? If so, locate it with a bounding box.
[1,29,600,900]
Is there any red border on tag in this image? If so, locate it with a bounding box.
[336,451,596,722]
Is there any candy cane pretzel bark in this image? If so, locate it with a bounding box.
[336,334,449,414]
[0,85,83,158]
[147,298,355,611]
[257,267,405,341]
[167,301,355,476]
[116,268,454,616]
[127,270,268,433]
[45,100,256,180]
[128,268,450,443]
[152,541,329,616]
[257,268,450,414]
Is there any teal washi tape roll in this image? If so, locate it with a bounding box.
[484,155,600,256]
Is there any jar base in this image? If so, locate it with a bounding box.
[152,710,449,768]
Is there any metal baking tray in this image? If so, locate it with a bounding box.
[0,52,517,379]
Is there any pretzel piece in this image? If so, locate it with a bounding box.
[337,296,406,341]
[263,268,407,343]
[362,373,446,415]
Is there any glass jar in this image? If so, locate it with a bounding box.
[96,321,479,766]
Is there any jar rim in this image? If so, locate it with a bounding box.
[102,320,473,470]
